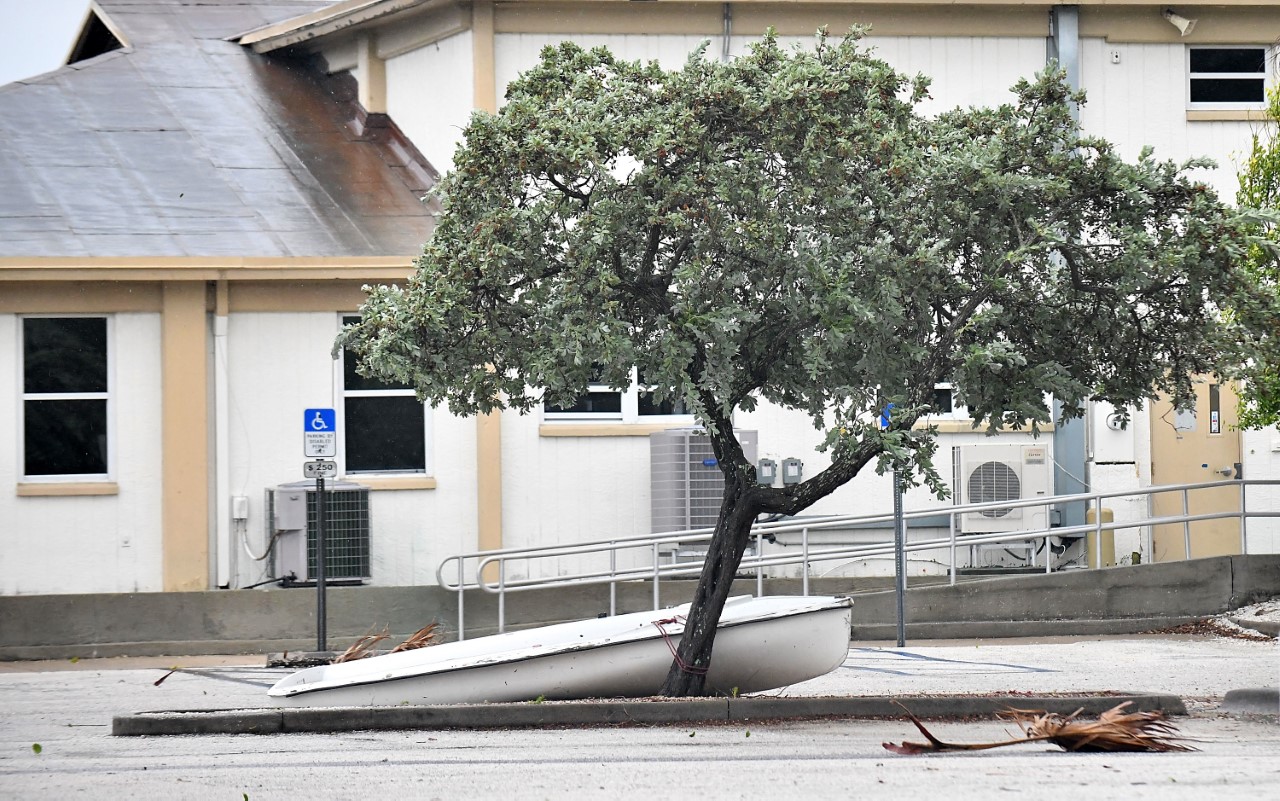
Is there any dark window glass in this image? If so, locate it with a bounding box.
[1190,48,1265,74]
[344,396,426,472]
[1190,79,1265,104]
[638,392,688,415]
[546,391,622,414]
[24,399,108,475]
[341,316,411,391]
[23,317,107,393]
[931,387,954,414]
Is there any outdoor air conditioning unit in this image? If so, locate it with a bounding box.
[957,443,1053,534]
[650,428,758,534]
[267,480,371,584]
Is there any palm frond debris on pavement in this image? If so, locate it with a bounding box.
[883,701,1196,755]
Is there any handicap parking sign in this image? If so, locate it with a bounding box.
[304,408,337,457]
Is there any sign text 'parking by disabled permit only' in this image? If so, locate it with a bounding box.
[304,408,337,457]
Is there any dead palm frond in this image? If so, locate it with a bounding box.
[389,622,441,653]
[332,626,390,664]
[883,701,1195,755]
[1012,702,1196,753]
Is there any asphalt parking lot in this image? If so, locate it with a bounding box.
[1,635,1276,799]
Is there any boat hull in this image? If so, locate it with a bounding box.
[268,595,852,707]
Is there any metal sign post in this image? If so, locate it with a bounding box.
[303,409,337,653]
[881,403,906,648]
[893,469,906,648]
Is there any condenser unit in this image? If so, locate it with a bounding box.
[267,480,371,584]
[957,443,1053,533]
[650,429,758,534]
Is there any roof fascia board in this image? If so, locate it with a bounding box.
[377,2,472,60]
[237,0,458,54]
[0,256,416,282]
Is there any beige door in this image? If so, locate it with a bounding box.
[1149,379,1242,561]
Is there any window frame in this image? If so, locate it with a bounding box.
[335,314,433,477]
[542,366,696,425]
[18,314,114,482]
[1187,45,1272,110]
[924,383,971,422]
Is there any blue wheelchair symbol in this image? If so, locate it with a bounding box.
[304,408,336,433]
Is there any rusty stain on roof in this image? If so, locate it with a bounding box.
[0,0,438,258]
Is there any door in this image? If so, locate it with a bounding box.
[1149,379,1242,561]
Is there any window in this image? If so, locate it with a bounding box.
[544,367,692,423]
[338,316,429,474]
[21,316,111,478]
[926,383,969,420]
[1189,46,1270,108]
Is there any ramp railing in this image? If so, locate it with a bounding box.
[436,479,1280,639]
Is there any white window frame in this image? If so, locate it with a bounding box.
[335,314,432,476]
[542,366,696,425]
[925,383,971,422]
[1187,45,1273,110]
[18,314,114,482]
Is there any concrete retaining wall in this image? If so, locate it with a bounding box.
[2,555,1277,660]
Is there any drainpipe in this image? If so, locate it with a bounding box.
[1048,7,1088,532]
[721,3,732,64]
[214,280,232,588]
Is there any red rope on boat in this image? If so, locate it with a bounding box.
[652,616,709,676]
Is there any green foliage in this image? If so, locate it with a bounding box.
[342,29,1273,502]
[1235,85,1280,430]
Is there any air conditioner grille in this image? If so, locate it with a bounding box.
[967,461,1020,518]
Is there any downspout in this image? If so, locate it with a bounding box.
[1048,6,1089,533]
[214,279,232,588]
[721,3,732,64]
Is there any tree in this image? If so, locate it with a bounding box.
[339,31,1276,696]
[1235,84,1280,429]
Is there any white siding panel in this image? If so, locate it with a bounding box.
[1080,39,1253,198]
[0,313,163,595]
[386,31,475,175]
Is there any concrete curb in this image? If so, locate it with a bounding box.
[1220,688,1280,716]
[111,693,1186,736]
[1227,617,1280,638]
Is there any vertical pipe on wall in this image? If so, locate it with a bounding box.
[721,3,732,63]
[214,280,232,588]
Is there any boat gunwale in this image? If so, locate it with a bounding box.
[269,596,852,699]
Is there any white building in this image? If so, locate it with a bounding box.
[2,0,1277,597]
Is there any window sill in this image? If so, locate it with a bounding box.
[920,419,1055,434]
[17,482,119,497]
[345,476,437,491]
[1186,109,1270,122]
[540,423,691,438]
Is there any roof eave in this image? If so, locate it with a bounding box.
[235,0,449,53]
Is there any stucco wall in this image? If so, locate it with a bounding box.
[0,313,164,594]
[222,312,478,590]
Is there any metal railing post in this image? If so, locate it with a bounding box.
[801,527,810,596]
[1094,495,1103,569]
[498,560,506,634]
[652,542,660,611]
[609,541,617,617]
[1182,489,1192,560]
[457,559,466,642]
[948,513,956,586]
[1239,481,1248,555]
[756,530,764,598]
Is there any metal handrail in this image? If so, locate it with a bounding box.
[437,478,1279,638]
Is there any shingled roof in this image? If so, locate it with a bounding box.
[0,0,437,258]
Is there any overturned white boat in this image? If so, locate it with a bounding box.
[268,595,853,707]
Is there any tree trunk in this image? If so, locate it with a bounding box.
[659,469,759,696]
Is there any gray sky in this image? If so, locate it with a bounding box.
[0,0,90,86]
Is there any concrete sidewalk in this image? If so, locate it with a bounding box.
[2,633,1262,735]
